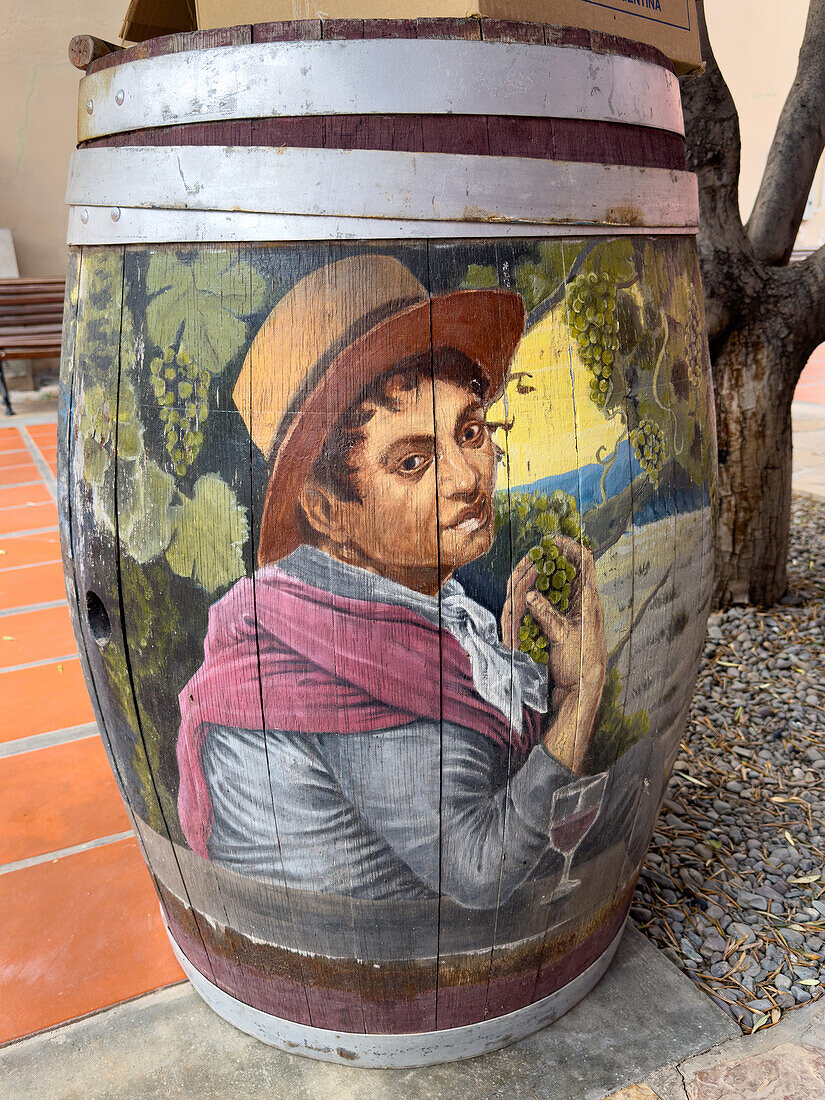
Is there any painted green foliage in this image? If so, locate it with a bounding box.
[71,240,711,829]
[465,236,714,769]
[585,666,651,774]
[165,473,247,594]
[144,252,266,478]
[75,247,266,831]
[465,236,714,495]
[78,251,259,594]
[76,248,265,594]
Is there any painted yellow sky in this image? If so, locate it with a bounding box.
[489,309,627,491]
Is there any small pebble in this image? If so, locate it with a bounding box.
[738,891,769,912]
[631,497,825,1035]
[728,922,756,945]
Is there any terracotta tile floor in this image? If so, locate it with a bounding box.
[0,560,67,606]
[793,347,825,500]
[0,839,181,1045]
[0,605,80,669]
[1,660,95,744]
[0,419,182,1048]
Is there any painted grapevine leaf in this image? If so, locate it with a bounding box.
[165,474,247,592]
[144,251,266,376]
[585,666,650,773]
[585,238,637,285]
[617,290,644,352]
[80,250,124,360]
[80,372,148,537]
[118,457,178,564]
[462,263,499,289]
[80,381,115,487]
[514,242,567,314]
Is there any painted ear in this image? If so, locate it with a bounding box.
[298,481,335,540]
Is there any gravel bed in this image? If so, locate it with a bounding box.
[632,495,825,1035]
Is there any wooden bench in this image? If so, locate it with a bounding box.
[0,278,65,415]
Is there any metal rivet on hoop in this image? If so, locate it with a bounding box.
[86,99,94,115]
[79,208,89,225]
[110,208,121,222]
[115,89,125,106]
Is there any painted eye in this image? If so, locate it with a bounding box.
[400,454,425,472]
[462,421,485,444]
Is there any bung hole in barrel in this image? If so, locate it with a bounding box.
[86,590,111,647]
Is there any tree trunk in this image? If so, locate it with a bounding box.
[712,326,795,606]
[682,1,825,609]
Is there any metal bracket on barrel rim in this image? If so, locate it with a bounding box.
[66,146,700,245]
[78,40,684,142]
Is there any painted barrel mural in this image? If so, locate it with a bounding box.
[60,20,716,1067]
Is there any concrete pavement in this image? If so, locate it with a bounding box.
[0,926,739,1100]
[792,402,825,502]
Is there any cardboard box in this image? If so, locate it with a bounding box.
[122,0,702,74]
[121,0,196,42]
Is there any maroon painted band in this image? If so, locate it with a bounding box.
[88,19,674,76]
[79,115,686,172]
[158,877,633,1034]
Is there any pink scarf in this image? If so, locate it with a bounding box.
[177,567,540,857]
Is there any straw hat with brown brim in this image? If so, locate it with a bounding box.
[233,253,525,566]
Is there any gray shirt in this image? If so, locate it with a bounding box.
[202,546,603,909]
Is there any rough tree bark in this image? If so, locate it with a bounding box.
[681,0,825,607]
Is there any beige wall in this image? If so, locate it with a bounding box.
[0,1,122,276]
[706,1,824,252]
[1,2,822,275]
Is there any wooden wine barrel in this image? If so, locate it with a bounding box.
[60,19,715,1067]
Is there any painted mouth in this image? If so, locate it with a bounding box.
[450,495,490,534]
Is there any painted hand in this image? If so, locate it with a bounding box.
[502,537,607,774]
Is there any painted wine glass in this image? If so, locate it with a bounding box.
[548,773,608,901]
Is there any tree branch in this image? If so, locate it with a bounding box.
[799,238,825,283]
[680,2,749,343]
[747,0,825,266]
[680,3,744,242]
[775,240,825,361]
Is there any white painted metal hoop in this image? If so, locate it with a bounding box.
[66,206,698,245]
[66,147,699,244]
[166,918,626,1068]
[78,40,684,142]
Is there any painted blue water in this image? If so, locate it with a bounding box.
[512,455,705,524]
[512,449,644,514]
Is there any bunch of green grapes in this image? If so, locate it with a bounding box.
[150,346,210,477]
[630,418,665,488]
[513,488,584,541]
[518,534,577,665]
[518,612,549,665]
[685,290,704,390]
[566,271,621,409]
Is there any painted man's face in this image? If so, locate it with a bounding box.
[307,375,497,594]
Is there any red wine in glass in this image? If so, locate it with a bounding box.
[547,773,607,901]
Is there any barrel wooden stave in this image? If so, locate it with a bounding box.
[61,24,715,1066]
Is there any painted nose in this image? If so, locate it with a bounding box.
[438,440,481,499]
